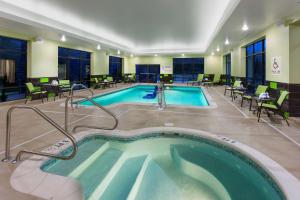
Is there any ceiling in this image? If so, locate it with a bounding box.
[0,0,299,56]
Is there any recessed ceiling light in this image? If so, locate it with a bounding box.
[117,50,120,55]
[60,34,66,42]
[225,39,229,45]
[216,47,220,52]
[181,54,185,57]
[130,54,134,57]
[96,44,101,50]
[154,54,158,57]
[242,24,249,31]
[211,52,215,56]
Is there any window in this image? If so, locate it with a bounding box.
[109,56,123,82]
[136,65,160,83]
[224,54,231,85]
[246,39,266,90]
[173,58,204,83]
[0,36,27,102]
[58,47,91,87]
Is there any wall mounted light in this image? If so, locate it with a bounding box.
[242,24,249,31]
[225,39,229,45]
[60,34,66,42]
[97,44,101,50]
[117,50,120,55]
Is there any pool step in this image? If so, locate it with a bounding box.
[69,142,109,178]
[43,140,106,175]
[94,155,149,200]
[127,155,151,200]
[76,148,124,199]
[170,145,231,200]
[133,159,181,200]
[88,153,128,200]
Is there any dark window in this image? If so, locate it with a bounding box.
[0,36,27,102]
[109,56,123,82]
[246,39,266,90]
[224,54,231,85]
[173,58,204,83]
[58,47,91,87]
[136,65,160,83]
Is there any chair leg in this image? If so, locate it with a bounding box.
[257,108,262,122]
[281,112,290,126]
[249,99,253,111]
[224,88,226,96]
[241,97,244,107]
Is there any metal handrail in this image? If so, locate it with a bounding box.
[65,95,118,133]
[2,106,78,163]
[158,83,166,110]
[70,84,94,109]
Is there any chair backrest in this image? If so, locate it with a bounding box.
[197,74,204,81]
[213,74,221,83]
[59,80,70,86]
[233,81,242,87]
[25,82,35,92]
[40,77,49,83]
[93,78,99,83]
[277,90,289,107]
[255,85,268,96]
[107,76,113,82]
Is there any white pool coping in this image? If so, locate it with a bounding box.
[64,83,218,110]
[10,127,300,200]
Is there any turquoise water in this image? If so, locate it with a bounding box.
[41,135,284,200]
[79,85,209,107]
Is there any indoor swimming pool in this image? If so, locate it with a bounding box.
[79,85,209,107]
[41,134,284,200]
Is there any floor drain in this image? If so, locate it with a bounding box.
[164,122,174,127]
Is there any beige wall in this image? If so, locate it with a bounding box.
[28,40,58,78]
[126,55,222,75]
[224,25,290,83]
[289,25,300,84]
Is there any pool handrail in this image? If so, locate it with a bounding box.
[70,84,94,109]
[65,95,118,133]
[2,106,78,163]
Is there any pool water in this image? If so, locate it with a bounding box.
[79,85,209,107]
[41,135,284,200]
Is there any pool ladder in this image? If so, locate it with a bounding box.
[158,83,166,110]
[2,89,118,163]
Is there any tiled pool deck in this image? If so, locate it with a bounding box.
[0,84,299,199]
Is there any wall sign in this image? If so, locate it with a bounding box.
[271,56,281,75]
[161,65,172,74]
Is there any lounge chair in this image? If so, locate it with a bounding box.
[241,85,268,110]
[25,82,47,103]
[257,90,289,126]
[58,80,71,97]
[91,78,105,89]
[106,76,117,87]
[224,80,242,97]
[203,74,221,86]
[187,74,204,86]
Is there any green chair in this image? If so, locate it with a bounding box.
[257,90,290,126]
[106,76,117,87]
[187,74,204,86]
[224,80,242,96]
[204,74,221,86]
[241,85,268,110]
[58,80,71,97]
[25,82,47,103]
